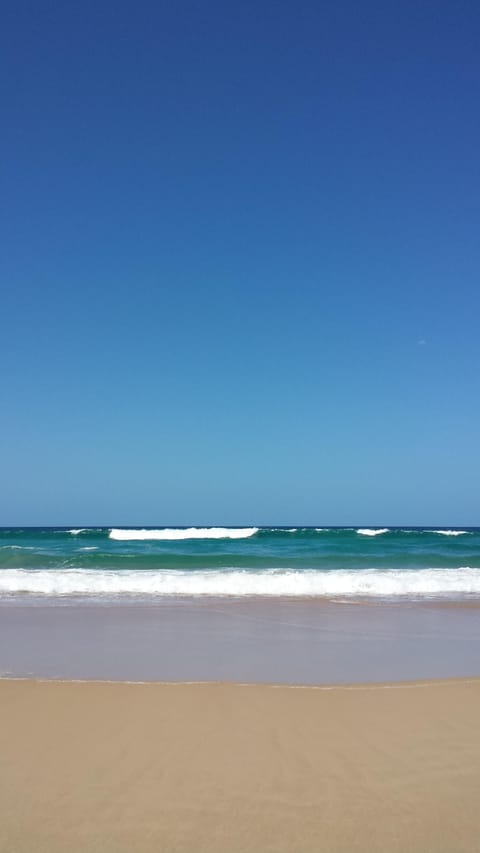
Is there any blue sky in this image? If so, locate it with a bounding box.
[1,0,479,524]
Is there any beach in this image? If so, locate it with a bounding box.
[2,527,480,850]
[2,677,480,852]
[2,596,480,683]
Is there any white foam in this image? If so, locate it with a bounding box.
[1,567,479,598]
[68,529,88,535]
[356,528,389,536]
[0,545,35,550]
[79,546,98,551]
[108,527,259,541]
[433,530,467,536]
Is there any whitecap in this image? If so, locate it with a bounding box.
[433,530,467,536]
[356,528,389,536]
[1,567,479,598]
[108,527,259,541]
[0,545,34,550]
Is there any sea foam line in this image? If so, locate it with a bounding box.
[1,567,480,597]
[0,546,35,550]
[108,527,259,541]
[2,676,478,691]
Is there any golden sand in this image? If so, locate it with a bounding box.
[1,678,480,852]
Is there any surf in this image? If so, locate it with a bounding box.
[108,527,259,541]
[2,566,480,598]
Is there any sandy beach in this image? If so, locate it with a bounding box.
[1,677,480,852]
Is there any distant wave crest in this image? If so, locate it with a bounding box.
[433,530,467,536]
[108,527,259,541]
[356,528,389,536]
[1,567,479,598]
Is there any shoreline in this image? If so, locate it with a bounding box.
[2,676,480,852]
[2,595,480,683]
[2,673,480,688]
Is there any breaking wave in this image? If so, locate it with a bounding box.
[1,567,480,598]
[356,528,390,536]
[108,527,259,541]
[433,530,467,536]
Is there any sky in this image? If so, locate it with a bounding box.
[1,0,479,525]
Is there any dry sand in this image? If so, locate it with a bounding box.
[1,678,480,852]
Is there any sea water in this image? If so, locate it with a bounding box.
[1,526,479,602]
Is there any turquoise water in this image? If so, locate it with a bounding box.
[0,526,479,599]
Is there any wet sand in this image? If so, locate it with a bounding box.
[1,677,480,852]
[2,596,480,682]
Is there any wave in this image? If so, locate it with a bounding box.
[433,530,467,536]
[356,528,389,537]
[1,567,479,598]
[68,529,89,535]
[0,545,35,550]
[108,527,259,541]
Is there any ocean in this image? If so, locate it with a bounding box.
[1,525,480,601]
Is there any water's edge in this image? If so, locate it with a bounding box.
[2,597,480,684]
